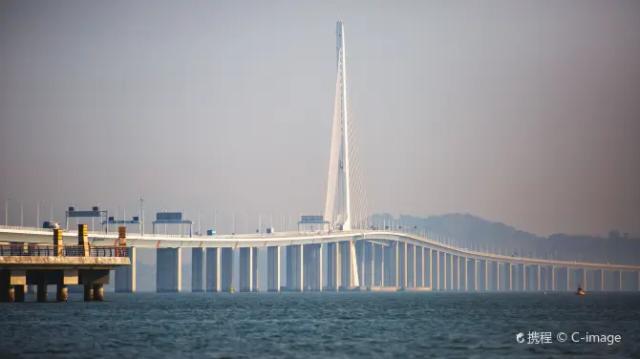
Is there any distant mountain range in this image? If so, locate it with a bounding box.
[371,213,639,265]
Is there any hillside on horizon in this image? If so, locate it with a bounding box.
[371,212,639,265]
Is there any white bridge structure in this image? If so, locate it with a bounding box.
[1,22,639,293]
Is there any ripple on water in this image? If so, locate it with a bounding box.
[1,292,639,358]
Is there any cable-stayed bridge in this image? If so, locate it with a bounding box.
[1,22,638,295]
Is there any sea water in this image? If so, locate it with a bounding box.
[1,292,639,358]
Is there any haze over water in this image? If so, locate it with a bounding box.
[2,292,639,358]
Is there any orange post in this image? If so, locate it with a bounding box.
[78,224,89,256]
[53,229,63,256]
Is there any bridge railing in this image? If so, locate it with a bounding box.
[0,244,129,257]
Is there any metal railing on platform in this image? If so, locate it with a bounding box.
[0,244,129,257]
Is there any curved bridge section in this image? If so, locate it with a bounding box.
[1,225,638,294]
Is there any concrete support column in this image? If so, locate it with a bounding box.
[508,263,513,291]
[458,256,463,291]
[92,284,104,301]
[484,260,489,291]
[427,248,432,288]
[1,270,25,302]
[567,268,571,291]
[239,247,255,292]
[116,247,137,293]
[401,242,407,289]
[551,266,556,291]
[156,248,182,292]
[496,262,500,291]
[410,244,416,288]
[618,271,623,291]
[206,248,221,292]
[599,269,605,291]
[339,242,349,289]
[220,248,234,292]
[435,250,440,291]
[449,253,453,290]
[359,240,366,290]
[395,241,400,289]
[415,246,422,288]
[56,284,68,302]
[4,286,15,303]
[537,265,541,291]
[474,259,478,291]
[267,246,281,292]
[303,244,322,291]
[581,268,587,291]
[380,243,385,287]
[419,247,425,287]
[443,253,448,291]
[326,242,340,291]
[369,242,375,288]
[319,244,324,291]
[286,244,304,291]
[463,257,468,291]
[523,264,527,291]
[450,254,460,291]
[191,248,205,292]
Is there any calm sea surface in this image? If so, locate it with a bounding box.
[1,292,639,358]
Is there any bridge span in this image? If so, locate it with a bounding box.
[2,22,638,297]
[2,225,639,294]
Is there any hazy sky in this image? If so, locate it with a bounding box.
[1,0,639,237]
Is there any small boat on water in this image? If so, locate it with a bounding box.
[576,286,586,296]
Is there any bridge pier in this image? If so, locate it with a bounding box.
[220,248,234,292]
[56,284,68,302]
[286,244,304,291]
[156,248,182,292]
[205,248,221,292]
[462,256,468,291]
[326,242,339,291]
[433,250,439,290]
[448,253,453,290]
[495,261,500,291]
[453,255,458,290]
[415,245,422,288]
[0,270,26,302]
[267,246,281,292]
[115,247,137,293]
[339,241,358,290]
[303,244,322,291]
[617,270,623,291]
[364,241,374,289]
[387,242,397,289]
[239,247,258,292]
[191,248,204,292]
[483,260,489,291]
[405,243,412,288]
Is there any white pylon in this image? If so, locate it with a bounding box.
[324,21,360,290]
[324,21,352,232]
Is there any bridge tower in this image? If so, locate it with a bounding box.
[324,21,360,289]
[324,21,352,232]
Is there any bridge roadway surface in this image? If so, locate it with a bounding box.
[1,225,638,272]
